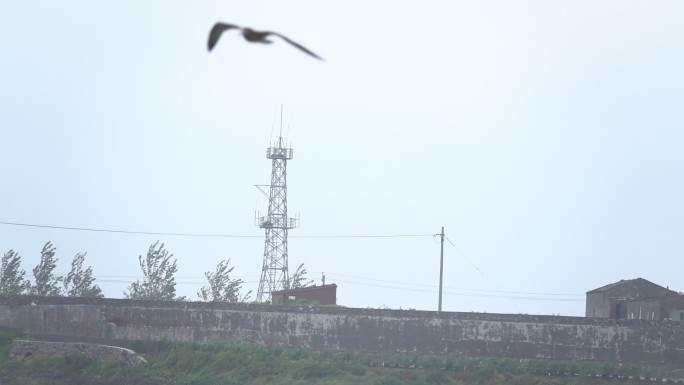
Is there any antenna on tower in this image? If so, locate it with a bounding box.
[255,110,297,303]
[269,109,277,144]
[286,108,294,144]
[279,105,284,139]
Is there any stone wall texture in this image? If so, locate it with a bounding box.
[1,295,683,366]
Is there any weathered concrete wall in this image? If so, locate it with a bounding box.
[9,340,146,366]
[624,299,663,320]
[1,295,683,366]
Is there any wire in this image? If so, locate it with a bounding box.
[64,271,583,300]
[56,274,261,280]
[0,221,260,238]
[293,234,433,239]
[322,272,584,298]
[440,234,523,312]
[0,221,432,239]
[331,278,584,302]
[10,221,581,303]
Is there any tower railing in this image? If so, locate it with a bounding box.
[267,147,293,159]
[255,216,298,229]
[256,138,298,302]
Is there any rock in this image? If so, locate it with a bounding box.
[9,340,147,366]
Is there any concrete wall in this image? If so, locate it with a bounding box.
[2,295,684,366]
[586,292,613,318]
[624,299,662,320]
[665,298,684,321]
[624,297,684,321]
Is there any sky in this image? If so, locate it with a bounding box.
[0,1,683,316]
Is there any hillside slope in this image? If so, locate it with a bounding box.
[1,334,682,385]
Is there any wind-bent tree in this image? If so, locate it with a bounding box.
[63,252,103,298]
[197,259,251,303]
[125,241,178,301]
[0,250,28,295]
[285,263,314,290]
[31,241,62,296]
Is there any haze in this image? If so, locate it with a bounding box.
[1,1,682,315]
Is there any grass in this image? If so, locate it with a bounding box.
[0,332,682,385]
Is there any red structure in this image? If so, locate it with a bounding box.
[271,284,337,305]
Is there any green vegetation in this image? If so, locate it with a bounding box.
[285,262,315,290]
[4,240,257,300]
[125,241,180,301]
[30,242,62,296]
[197,258,251,303]
[0,249,28,295]
[0,332,682,385]
[2,242,104,298]
[63,252,104,298]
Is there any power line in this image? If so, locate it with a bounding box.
[322,272,584,297]
[89,274,261,280]
[7,221,583,303]
[74,271,584,300]
[0,221,258,238]
[55,270,583,301]
[293,234,433,238]
[0,221,432,239]
[331,278,584,302]
[441,234,524,312]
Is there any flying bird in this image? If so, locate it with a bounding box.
[208,22,323,61]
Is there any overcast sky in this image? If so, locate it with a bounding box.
[1,1,682,316]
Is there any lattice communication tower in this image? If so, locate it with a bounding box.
[255,135,298,302]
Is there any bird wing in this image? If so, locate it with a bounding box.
[270,32,323,61]
[208,22,241,51]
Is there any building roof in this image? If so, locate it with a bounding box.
[272,284,337,295]
[586,278,672,294]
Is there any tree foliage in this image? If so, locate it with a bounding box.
[31,241,62,296]
[63,252,103,298]
[125,241,178,301]
[0,250,28,295]
[285,263,314,290]
[197,259,251,303]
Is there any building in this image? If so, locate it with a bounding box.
[586,278,684,320]
[621,296,684,321]
[271,284,337,306]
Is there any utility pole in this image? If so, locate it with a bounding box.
[438,226,445,312]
